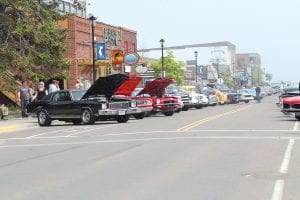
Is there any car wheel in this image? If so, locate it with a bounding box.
[163,111,174,116]
[134,112,145,119]
[244,100,250,103]
[116,115,130,123]
[195,105,203,109]
[182,106,189,111]
[295,115,300,121]
[81,109,95,125]
[37,109,51,126]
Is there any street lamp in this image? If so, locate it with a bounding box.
[160,39,165,78]
[194,51,198,82]
[89,15,97,83]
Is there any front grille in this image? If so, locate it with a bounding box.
[163,100,174,107]
[108,102,129,109]
[283,103,290,109]
[292,104,300,109]
[180,96,190,104]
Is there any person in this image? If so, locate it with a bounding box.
[75,79,83,89]
[0,103,8,120]
[17,80,33,118]
[255,86,261,103]
[48,79,60,93]
[32,81,48,102]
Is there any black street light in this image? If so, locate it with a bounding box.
[194,51,198,82]
[160,39,165,78]
[89,15,97,83]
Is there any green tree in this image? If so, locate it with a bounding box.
[222,72,234,89]
[150,51,185,85]
[265,72,272,82]
[0,0,70,91]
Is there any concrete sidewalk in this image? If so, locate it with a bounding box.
[0,117,37,133]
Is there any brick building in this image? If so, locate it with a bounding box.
[63,15,137,89]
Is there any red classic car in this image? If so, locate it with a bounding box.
[137,78,180,116]
[114,76,153,119]
[281,96,300,120]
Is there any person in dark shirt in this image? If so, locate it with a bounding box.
[255,86,261,103]
[32,81,48,102]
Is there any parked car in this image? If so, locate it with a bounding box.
[237,89,254,103]
[281,96,300,120]
[137,78,180,116]
[27,74,140,126]
[114,76,153,119]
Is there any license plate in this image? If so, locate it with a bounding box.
[118,110,126,115]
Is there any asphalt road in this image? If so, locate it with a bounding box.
[0,95,299,200]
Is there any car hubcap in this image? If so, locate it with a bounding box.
[39,112,46,124]
[82,110,90,123]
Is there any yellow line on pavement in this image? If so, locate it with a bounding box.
[177,105,253,131]
[0,125,20,133]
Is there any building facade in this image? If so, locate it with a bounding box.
[62,15,137,89]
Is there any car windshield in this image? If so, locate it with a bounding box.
[71,90,86,100]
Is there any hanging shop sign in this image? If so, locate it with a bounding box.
[111,50,124,65]
[124,52,140,65]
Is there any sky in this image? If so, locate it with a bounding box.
[87,0,300,83]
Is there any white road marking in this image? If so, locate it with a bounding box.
[66,124,119,136]
[293,121,298,131]
[271,139,295,200]
[26,127,78,138]
[1,129,300,141]
[279,139,295,174]
[272,180,284,200]
[0,135,299,148]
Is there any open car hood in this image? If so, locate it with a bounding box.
[114,76,142,96]
[137,78,174,97]
[81,74,128,99]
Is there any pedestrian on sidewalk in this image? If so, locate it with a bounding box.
[32,81,48,102]
[0,103,8,120]
[17,80,33,118]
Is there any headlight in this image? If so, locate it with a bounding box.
[101,103,107,109]
[131,101,137,108]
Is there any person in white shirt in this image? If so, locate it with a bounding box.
[48,80,60,93]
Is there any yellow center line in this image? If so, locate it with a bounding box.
[177,105,253,131]
[0,125,21,133]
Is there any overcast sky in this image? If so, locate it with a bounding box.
[88,0,300,83]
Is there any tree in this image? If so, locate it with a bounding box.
[265,72,272,82]
[221,72,234,89]
[150,51,185,85]
[0,0,70,91]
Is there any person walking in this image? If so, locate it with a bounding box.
[32,81,48,102]
[17,80,33,118]
[255,86,261,103]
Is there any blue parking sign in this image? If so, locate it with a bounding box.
[96,42,106,60]
[198,65,206,75]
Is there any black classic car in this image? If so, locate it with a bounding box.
[27,74,141,126]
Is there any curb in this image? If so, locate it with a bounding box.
[0,125,21,133]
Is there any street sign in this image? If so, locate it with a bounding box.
[198,65,206,75]
[96,42,106,60]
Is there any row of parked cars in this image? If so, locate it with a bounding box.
[278,84,300,120]
[27,74,258,126]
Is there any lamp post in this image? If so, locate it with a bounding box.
[160,39,165,78]
[194,51,198,82]
[89,15,97,83]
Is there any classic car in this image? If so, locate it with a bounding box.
[114,76,153,119]
[166,85,204,110]
[27,74,140,126]
[137,78,180,116]
[281,96,300,120]
[206,84,228,105]
[237,89,254,103]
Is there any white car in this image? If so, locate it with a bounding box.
[238,89,254,103]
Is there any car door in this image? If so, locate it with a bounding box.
[49,91,72,118]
